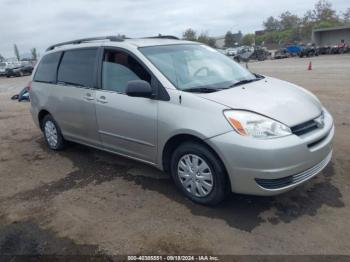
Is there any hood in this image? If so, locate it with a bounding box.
[197,77,322,127]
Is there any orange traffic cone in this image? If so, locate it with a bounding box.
[308,61,312,71]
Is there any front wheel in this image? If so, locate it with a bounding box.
[42,115,66,150]
[170,142,229,205]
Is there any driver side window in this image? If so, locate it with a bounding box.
[102,50,151,93]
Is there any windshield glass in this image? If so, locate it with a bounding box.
[139,44,256,91]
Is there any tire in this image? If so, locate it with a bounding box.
[170,142,229,205]
[41,114,66,150]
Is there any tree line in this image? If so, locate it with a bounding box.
[257,0,350,45]
[182,0,349,48]
[0,45,38,62]
[182,29,217,48]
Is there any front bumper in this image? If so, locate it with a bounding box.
[207,109,334,196]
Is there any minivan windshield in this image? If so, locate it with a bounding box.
[140,44,259,92]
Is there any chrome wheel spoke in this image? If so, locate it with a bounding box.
[183,177,192,187]
[199,172,212,181]
[198,162,209,173]
[200,180,212,191]
[179,160,189,171]
[196,182,207,197]
[190,181,197,195]
[184,156,192,167]
[192,156,199,170]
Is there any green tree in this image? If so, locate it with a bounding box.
[299,1,342,40]
[280,11,300,30]
[207,37,217,48]
[263,16,282,31]
[197,32,216,48]
[182,28,197,41]
[14,44,20,61]
[224,31,236,47]
[30,48,38,60]
[314,20,343,29]
[197,32,209,44]
[313,0,339,22]
[343,8,350,23]
[241,34,255,45]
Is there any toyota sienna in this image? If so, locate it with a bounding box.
[29,36,334,205]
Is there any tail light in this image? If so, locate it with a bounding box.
[27,81,32,91]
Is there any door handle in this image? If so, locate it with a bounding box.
[84,93,94,101]
[97,96,108,104]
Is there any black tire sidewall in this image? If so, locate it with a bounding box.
[170,142,228,205]
[42,115,65,150]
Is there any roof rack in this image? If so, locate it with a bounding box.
[46,36,124,51]
[145,35,179,40]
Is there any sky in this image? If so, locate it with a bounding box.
[0,0,348,58]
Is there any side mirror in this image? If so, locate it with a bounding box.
[126,80,153,98]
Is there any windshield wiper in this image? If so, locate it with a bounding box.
[227,77,262,88]
[183,87,223,93]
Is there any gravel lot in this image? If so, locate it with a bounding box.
[0,55,349,257]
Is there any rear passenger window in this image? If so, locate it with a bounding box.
[102,50,151,93]
[58,49,97,87]
[33,52,61,83]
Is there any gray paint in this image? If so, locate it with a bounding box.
[30,38,334,197]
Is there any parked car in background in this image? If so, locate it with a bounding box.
[318,45,331,55]
[5,65,34,77]
[299,43,319,58]
[0,62,14,76]
[273,48,289,59]
[226,47,238,56]
[330,40,348,54]
[285,44,302,56]
[30,36,334,205]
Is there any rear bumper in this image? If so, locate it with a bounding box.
[207,109,334,196]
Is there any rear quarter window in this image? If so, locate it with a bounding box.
[57,49,97,87]
[33,52,61,83]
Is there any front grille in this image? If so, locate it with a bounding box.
[291,119,318,136]
[255,151,332,190]
[291,112,325,136]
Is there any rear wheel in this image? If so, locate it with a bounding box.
[170,142,229,205]
[42,115,66,150]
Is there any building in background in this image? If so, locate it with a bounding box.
[312,25,350,46]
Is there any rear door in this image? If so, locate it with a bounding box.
[95,48,158,163]
[49,48,100,146]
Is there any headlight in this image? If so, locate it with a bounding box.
[224,110,292,139]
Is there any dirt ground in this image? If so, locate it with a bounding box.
[0,55,349,257]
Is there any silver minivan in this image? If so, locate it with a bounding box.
[30,36,334,205]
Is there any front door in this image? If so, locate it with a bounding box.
[95,49,157,163]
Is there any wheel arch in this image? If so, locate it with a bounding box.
[161,134,230,183]
[38,109,51,130]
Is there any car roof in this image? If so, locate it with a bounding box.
[123,38,194,47]
[44,37,197,54]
